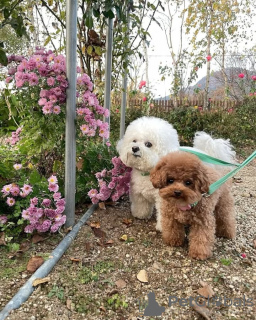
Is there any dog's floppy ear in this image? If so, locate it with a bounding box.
[196,166,211,194]
[150,161,167,189]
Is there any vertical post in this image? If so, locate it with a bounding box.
[65,0,77,227]
[103,17,114,143]
[120,8,130,139]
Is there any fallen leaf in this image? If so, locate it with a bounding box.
[120,234,128,241]
[19,240,31,252]
[99,305,106,312]
[98,202,106,210]
[76,158,84,170]
[115,279,127,289]
[32,277,50,287]
[70,257,81,263]
[32,234,45,244]
[92,228,106,239]
[66,299,72,310]
[90,221,101,228]
[198,283,214,298]
[85,242,91,252]
[105,239,114,246]
[0,232,6,246]
[253,238,256,249]
[137,269,148,283]
[191,301,211,320]
[122,218,133,226]
[27,256,44,273]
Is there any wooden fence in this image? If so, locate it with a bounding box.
[113,98,240,112]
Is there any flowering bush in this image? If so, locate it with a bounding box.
[88,157,131,204]
[0,159,66,236]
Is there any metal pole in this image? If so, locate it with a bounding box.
[65,0,77,227]
[103,17,114,143]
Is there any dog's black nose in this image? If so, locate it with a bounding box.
[132,146,140,153]
[174,190,182,197]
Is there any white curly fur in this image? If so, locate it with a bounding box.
[117,116,236,231]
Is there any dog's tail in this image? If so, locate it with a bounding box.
[193,131,237,165]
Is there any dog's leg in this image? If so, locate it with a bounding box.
[130,192,154,219]
[161,212,185,246]
[215,193,236,239]
[188,214,216,260]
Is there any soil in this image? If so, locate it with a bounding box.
[0,162,256,320]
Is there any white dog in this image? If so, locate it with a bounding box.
[116,116,236,231]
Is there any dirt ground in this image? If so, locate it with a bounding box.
[0,162,256,320]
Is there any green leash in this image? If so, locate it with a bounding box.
[180,148,256,196]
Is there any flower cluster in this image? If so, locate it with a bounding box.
[1,175,66,233]
[5,127,22,145]
[238,72,256,96]
[7,48,67,115]
[88,157,132,204]
[6,48,110,142]
[76,73,110,140]
[139,80,146,89]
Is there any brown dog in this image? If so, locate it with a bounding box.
[150,151,236,260]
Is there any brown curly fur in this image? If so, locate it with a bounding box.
[150,151,236,260]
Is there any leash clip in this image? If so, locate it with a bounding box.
[202,193,211,198]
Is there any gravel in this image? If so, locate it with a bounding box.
[0,161,255,320]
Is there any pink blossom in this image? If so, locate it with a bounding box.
[6,77,13,83]
[53,105,61,114]
[10,185,20,196]
[88,189,98,198]
[251,75,256,81]
[139,80,146,89]
[50,222,61,232]
[2,184,12,195]
[91,197,99,204]
[48,175,58,184]
[206,55,212,61]
[56,198,65,207]
[42,198,51,207]
[42,105,53,114]
[47,77,55,86]
[55,206,65,214]
[36,220,52,232]
[29,72,39,86]
[0,215,8,224]
[241,253,246,258]
[238,73,245,78]
[142,96,147,102]
[53,192,62,200]
[40,89,48,98]
[24,224,35,233]
[22,209,30,220]
[21,184,33,194]
[7,197,15,206]
[38,98,47,106]
[106,141,111,147]
[13,163,22,170]
[48,183,59,192]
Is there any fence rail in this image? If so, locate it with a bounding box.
[112,98,240,112]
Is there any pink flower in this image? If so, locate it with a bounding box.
[53,192,62,200]
[21,184,33,194]
[2,184,12,195]
[139,80,146,89]
[53,105,61,114]
[88,189,98,198]
[238,73,245,78]
[206,55,212,61]
[29,73,39,86]
[241,253,246,258]
[251,75,256,81]
[142,96,147,102]
[48,183,59,192]
[38,98,47,106]
[0,215,8,224]
[42,104,52,114]
[24,224,35,233]
[48,175,58,184]
[22,209,30,220]
[10,185,20,196]
[7,197,15,206]
[47,77,55,86]
[106,141,111,147]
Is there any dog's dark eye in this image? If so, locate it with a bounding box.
[133,140,137,143]
[184,180,192,186]
[145,141,152,148]
[168,179,174,184]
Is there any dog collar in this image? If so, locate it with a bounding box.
[141,172,150,176]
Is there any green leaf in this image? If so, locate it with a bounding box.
[87,45,93,55]
[29,170,41,184]
[0,48,8,66]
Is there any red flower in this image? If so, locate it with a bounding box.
[241,253,246,259]
[206,55,212,61]
[251,75,256,81]
[142,96,147,102]
[139,80,146,89]
[238,73,245,78]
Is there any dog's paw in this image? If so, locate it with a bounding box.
[188,248,212,260]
